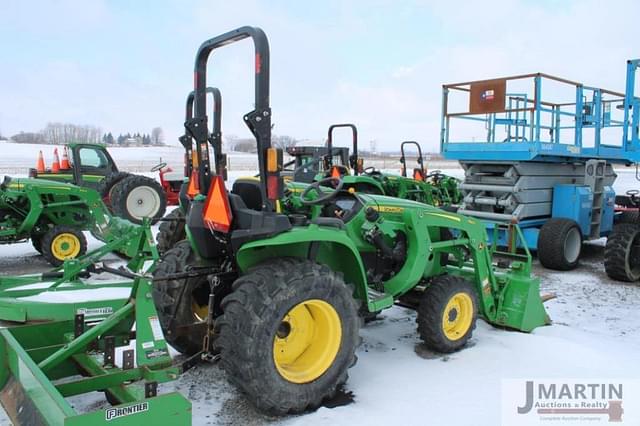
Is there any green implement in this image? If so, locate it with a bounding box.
[0,218,157,322]
[0,275,191,426]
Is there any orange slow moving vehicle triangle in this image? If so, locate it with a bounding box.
[203,175,232,233]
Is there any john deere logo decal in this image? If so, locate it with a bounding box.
[374,206,404,213]
[105,402,149,421]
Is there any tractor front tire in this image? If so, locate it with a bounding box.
[417,275,478,353]
[156,208,186,254]
[41,225,87,266]
[537,218,582,271]
[216,258,360,415]
[152,240,210,355]
[110,175,167,224]
[604,224,640,282]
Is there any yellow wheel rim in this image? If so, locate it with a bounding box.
[50,233,81,260]
[273,299,342,384]
[442,292,473,341]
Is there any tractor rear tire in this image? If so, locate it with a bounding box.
[417,275,478,353]
[156,208,186,254]
[618,211,640,225]
[41,225,87,266]
[110,175,167,225]
[604,224,640,282]
[152,240,210,355]
[97,172,132,206]
[537,218,582,271]
[216,258,360,415]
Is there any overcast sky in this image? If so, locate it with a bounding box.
[1,0,639,151]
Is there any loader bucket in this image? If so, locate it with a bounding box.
[486,223,551,332]
[494,274,550,332]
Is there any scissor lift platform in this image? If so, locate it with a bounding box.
[441,60,640,165]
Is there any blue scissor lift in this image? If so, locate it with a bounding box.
[441,60,640,278]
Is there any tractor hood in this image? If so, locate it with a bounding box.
[3,176,88,192]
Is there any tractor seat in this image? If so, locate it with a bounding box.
[232,178,263,211]
[228,193,291,249]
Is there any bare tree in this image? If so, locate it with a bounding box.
[42,123,102,145]
[234,139,257,153]
[151,127,164,146]
[10,132,46,144]
[272,134,298,150]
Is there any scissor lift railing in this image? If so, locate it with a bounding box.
[441,60,640,164]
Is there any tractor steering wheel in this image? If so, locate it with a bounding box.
[150,162,167,172]
[363,166,382,176]
[300,177,344,205]
[428,169,445,179]
[627,189,639,198]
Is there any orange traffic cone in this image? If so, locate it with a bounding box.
[36,150,46,173]
[51,148,60,173]
[61,146,70,169]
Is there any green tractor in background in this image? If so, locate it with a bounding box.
[0,176,92,265]
[31,142,167,224]
[0,175,146,265]
[398,140,462,207]
[152,26,550,415]
[320,124,462,207]
[283,144,350,183]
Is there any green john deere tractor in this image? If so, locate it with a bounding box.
[1,176,94,265]
[31,142,167,224]
[152,26,550,415]
[398,140,462,207]
[319,124,462,207]
[0,175,149,265]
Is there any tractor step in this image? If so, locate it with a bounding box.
[366,288,394,312]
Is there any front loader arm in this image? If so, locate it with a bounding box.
[407,206,548,332]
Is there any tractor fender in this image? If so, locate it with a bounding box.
[235,225,369,300]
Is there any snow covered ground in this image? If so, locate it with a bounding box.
[0,143,639,425]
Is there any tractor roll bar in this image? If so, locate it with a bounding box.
[180,88,222,178]
[187,26,272,208]
[400,141,424,178]
[185,87,222,130]
[327,123,358,175]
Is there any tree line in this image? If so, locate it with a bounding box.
[7,123,164,147]
[102,127,163,146]
[226,134,299,153]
